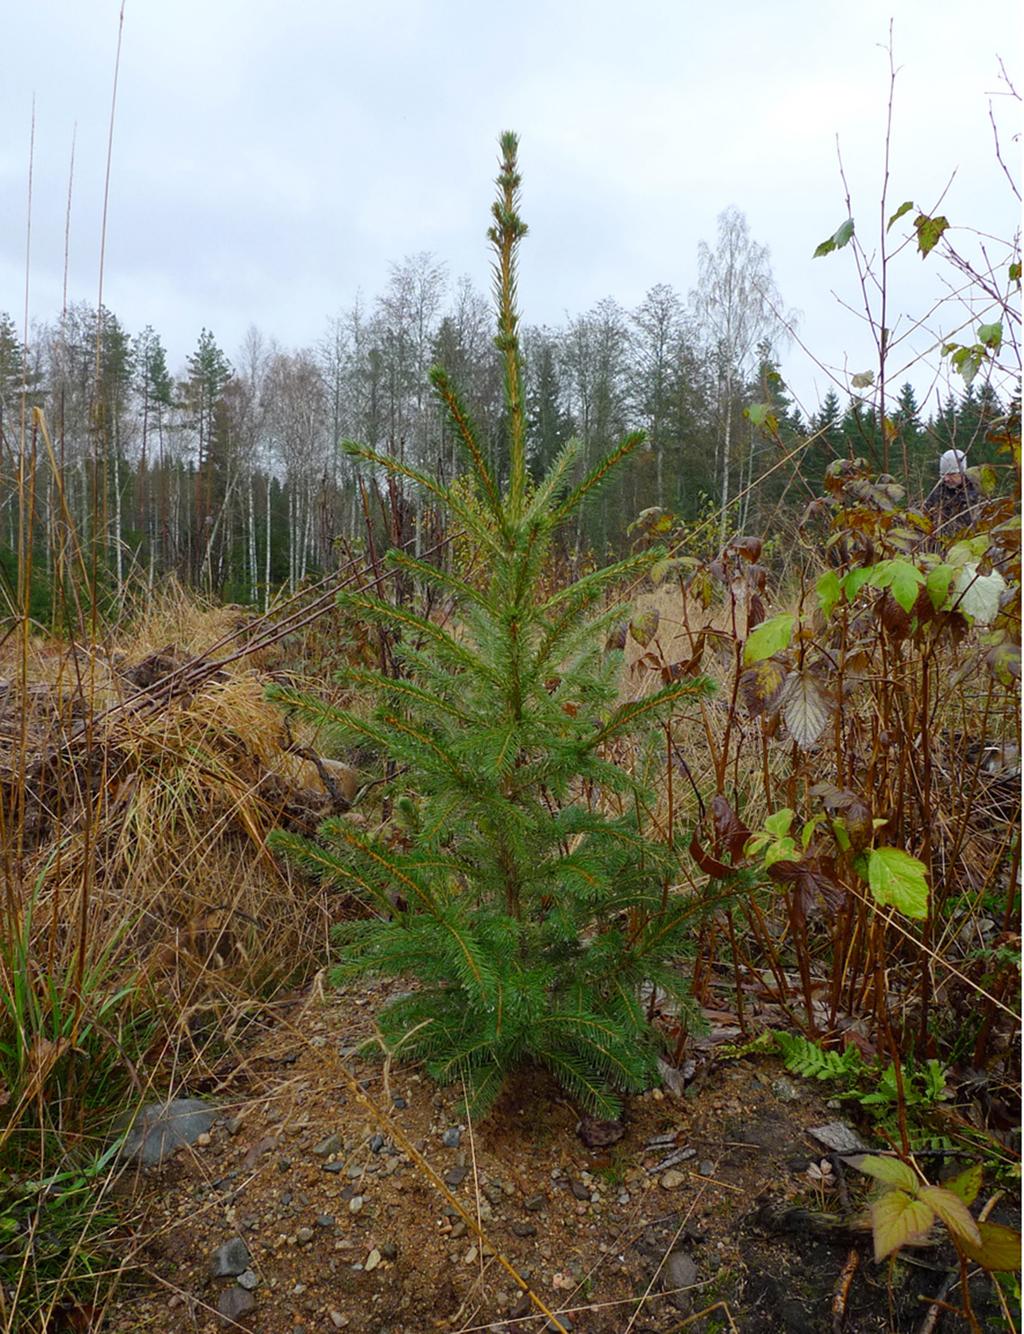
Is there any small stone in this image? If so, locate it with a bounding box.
[659,1169,687,1189]
[483,1182,505,1206]
[237,1269,259,1291]
[277,1158,291,1173]
[809,1121,871,1155]
[524,1194,546,1212]
[699,1160,714,1177]
[441,1127,461,1149]
[226,1116,244,1136]
[771,1076,800,1103]
[369,1133,385,1153]
[329,1313,349,1330]
[296,1226,314,1243]
[216,1287,255,1325]
[345,1165,364,1180]
[443,1166,468,1187]
[322,1161,344,1174]
[316,1215,335,1229]
[209,1237,251,1278]
[196,1132,212,1148]
[392,1096,408,1109]
[121,1098,217,1167]
[663,1249,698,1313]
[449,1221,467,1239]
[569,1180,589,1201]
[348,1196,364,1214]
[464,1245,478,1264]
[380,1241,397,1261]
[511,1222,536,1237]
[313,1133,342,1157]
[365,1248,381,1271]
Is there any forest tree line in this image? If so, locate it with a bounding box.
[0,208,1010,613]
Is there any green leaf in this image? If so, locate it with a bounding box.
[743,613,795,666]
[944,1164,983,1207]
[814,217,855,258]
[764,837,798,868]
[855,1155,920,1192]
[952,565,1007,626]
[843,567,874,600]
[925,564,956,611]
[763,809,795,839]
[817,570,842,619]
[867,847,929,919]
[745,402,778,432]
[887,200,914,232]
[977,321,1003,349]
[869,559,925,613]
[871,1190,934,1261]
[914,213,949,258]
[919,1186,981,1248]
[959,1221,1023,1272]
[1010,261,1022,285]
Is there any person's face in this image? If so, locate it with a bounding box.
[942,471,965,488]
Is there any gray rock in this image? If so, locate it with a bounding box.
[483,1182,505,1206]
[441,1127,461,1148]
[771,1076,800,1102]
[663,1249,698,1313]
[380,1241,398,1261]
[369,1133,385,1153]
[209,1237,252,1278]
[510,1222,536,1237]
[236,1269,259,1291]
[313,1133,341,1157]
[808,1121,871,1155]
[443,1165,468,1187]
[216,1287,255,1325]
[316,1214,335,1228]
[121,1098,216,1166]
[524,1194,546,1212]
[296,1226,314,1243]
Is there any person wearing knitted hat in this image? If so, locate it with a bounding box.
[925,446,980,533]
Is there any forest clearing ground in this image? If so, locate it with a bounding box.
[101,981,1006,1334]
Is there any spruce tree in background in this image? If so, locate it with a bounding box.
[269,134,714,1118]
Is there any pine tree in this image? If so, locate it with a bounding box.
[269,135,714,1118]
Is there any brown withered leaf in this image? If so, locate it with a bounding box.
[768,855,845,917]
[606,621,629,651]
[812,784,873,853]
[689,830,732,879]
[780,671,832,748]
[629,608,660,647]
[711,794,751,862]
[728,535,763,563]
[741,658,788,718]
[662,634,705,682]
[747,593,766,630]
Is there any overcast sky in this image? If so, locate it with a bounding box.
[1,1,1019,419]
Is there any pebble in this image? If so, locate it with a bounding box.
[329,1313,349,1330]
[663,1249,699,1313]
[226,1116,244,1136]
[510,1222,537,1237]
[659,1169,687,1189]
[524,1194,546,1212]
[450,1221,467,1239]
[771,1076,800,1102]
[569,1180,590,1201]
[209,1237,252,1278]
[216,1288,255,1325]
[392,1096,408,1109]
[441,1127,461,1148]
[313,1133,342,1157]
[365,1248,381,1271]
[464,1246,478,1264]
[237,1269,259,1291]
[316,1215,335,1229]
[699,1160,715,1177]
[296,1226,314,1244]
[369,1133,385,1153]
[349,1196,364,1214]
[196,1132,212,1148]
[380,1241,397,1261]
[443,1166,468,1187]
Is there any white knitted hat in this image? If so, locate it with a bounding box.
[939,448,968,477]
